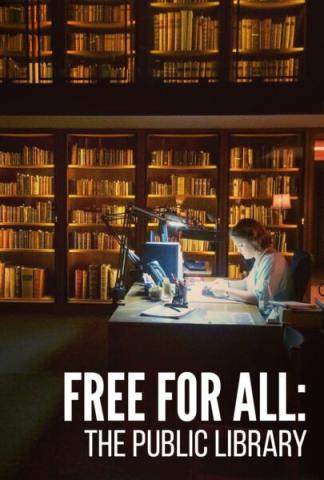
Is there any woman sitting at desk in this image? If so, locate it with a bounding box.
[206,218,293,305]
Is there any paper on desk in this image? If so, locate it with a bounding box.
[187,283,240,303]
[140,304,195,319]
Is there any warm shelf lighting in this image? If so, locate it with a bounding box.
[272,193,291,210]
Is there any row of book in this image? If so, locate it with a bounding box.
[149,177,215,196]
[74,263,117,300]
[69,33,131,53]
[69,179,133,196]
[68,61,134,83]
[70,205,126,225]
[229,204,291,227]
[150,149,211,167]
[152,60,218,82]
[271,231,288,253]
[237,16,297,50]
[0,34,51,54]
[0,58,53,83]
[228,263,243,280]
[0,174,53,196]
[0,228,54,249]
[171,175,214,195]
[0,201,54,224]
[0,4,49,25]
[0,6,25,24]
[230,146,296,169]
[69,231,119,250]
[180,238,211,253]
[149,178,215,196]
[235,58,299,82]
[0,146,54,166]
[153,13,219,52]
[230,176,298,197]
[68,3,132,24]
[70,145,134,166]
[0,262,45,299]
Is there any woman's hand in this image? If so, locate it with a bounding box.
[202,279,229,298]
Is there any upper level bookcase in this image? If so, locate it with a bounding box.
[0,0,53,83]
[147,1,222,84]
[64,0,135,83]
[0,0,309,85]
[231,0,307,83]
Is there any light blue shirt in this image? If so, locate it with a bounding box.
[246,248,294,301]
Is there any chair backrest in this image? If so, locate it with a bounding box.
[290,250,313,301]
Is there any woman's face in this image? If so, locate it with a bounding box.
[232,236,259,259]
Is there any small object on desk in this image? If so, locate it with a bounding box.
[184,260,206,271]
[140,304,195,319]
[172,277,188,307]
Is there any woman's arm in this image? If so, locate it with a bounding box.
[227,286,257,305]
[228,278,247,290]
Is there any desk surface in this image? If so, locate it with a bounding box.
[109,282,265,326]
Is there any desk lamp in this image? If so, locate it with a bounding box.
[102,205,186,301]
[271,193,291,223]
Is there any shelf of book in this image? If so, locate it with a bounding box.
[227,131,303,278]
[0,132,56,303]
[67,132,136,302]
[231,0,306,83]
[0,1,53,83]
[148,0,221,83]
[146,131,219,275]
[65,0,135,83]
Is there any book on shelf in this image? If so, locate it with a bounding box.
[230,146,296,169]
[70,145,134,167]
[0,228,54,249]
[0,201,54,224]
[68,3,131,24]
[150,149,211,167]
[0,146,53,166]
[235,58,299,83]
[69,231,119,250]
[70,204,126,225]
[230,175,297,197]
[237,16,296,51]
[74,263,117,301]
[69,178,133,196]
[21,266,34,298]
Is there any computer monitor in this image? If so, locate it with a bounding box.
[143,242,183,282]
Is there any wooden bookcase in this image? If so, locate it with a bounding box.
[0,133,55,303]
[64,0,135,83]
[227,132,303,278]
[147,1,222,83]
[0,128,311,310]
[145,132,219,274]
[66,133,136,304]
[231,0,306,83]
[0,0,53,83]
[0,0,311,85]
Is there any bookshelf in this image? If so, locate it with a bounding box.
[232,0,306,83]
[0,0,53,83]
[148,1,221,83]
[0,133,55,302]
[65,0,135,83]
[66,133,136,303]
[227,132,303,279]
[0,128,312,310]
[146,132,219,274]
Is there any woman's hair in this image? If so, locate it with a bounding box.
[230,218,272,250]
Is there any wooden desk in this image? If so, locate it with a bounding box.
[108,283,282,374]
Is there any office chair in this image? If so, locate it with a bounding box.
[290,250,313,301]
